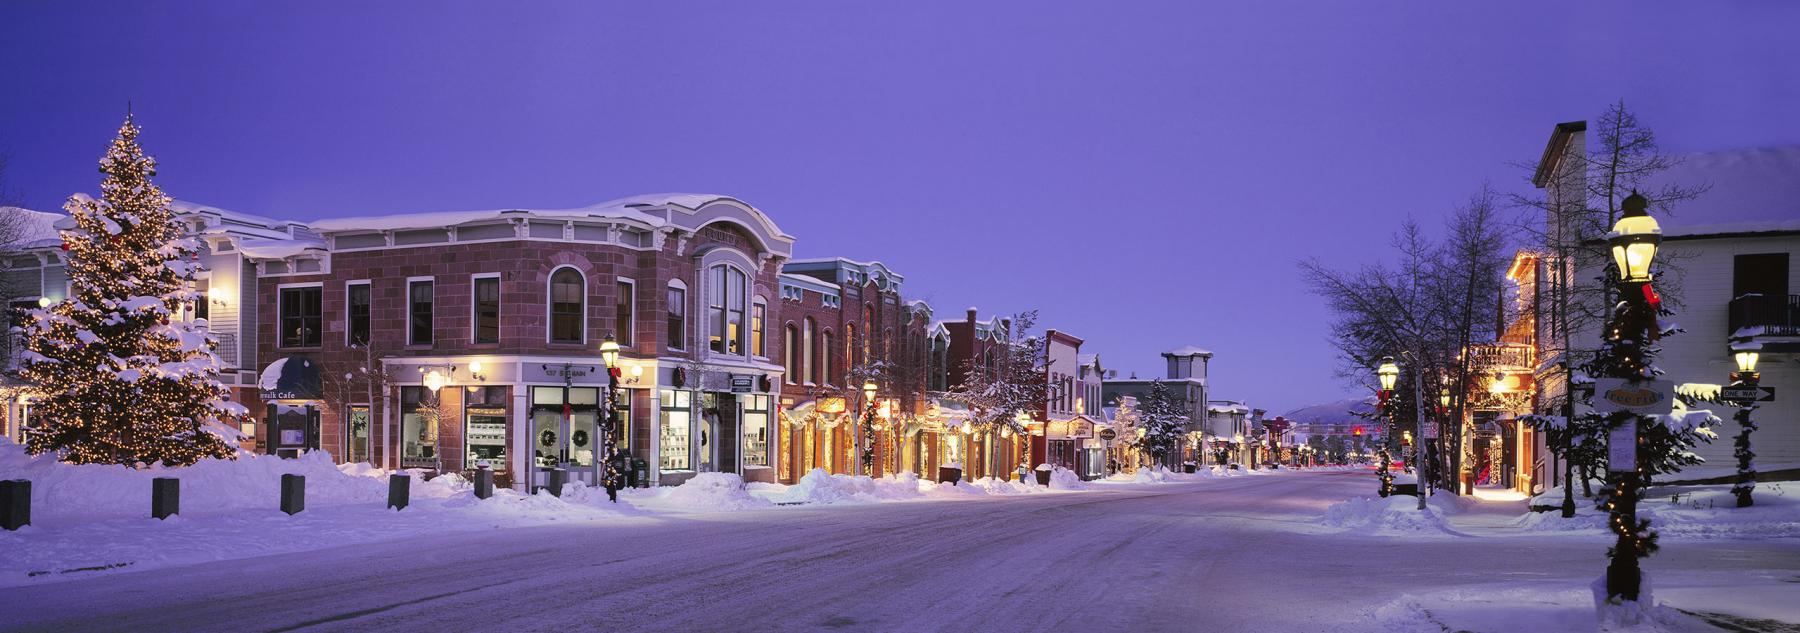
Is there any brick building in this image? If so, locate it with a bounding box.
[248,194,794,490]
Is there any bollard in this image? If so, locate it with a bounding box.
[280,474,306,515]
[152,477,180,520]
[474,468,494,500]
[387,473,410,511]
[1,479,29,531]
[546,468,567,497]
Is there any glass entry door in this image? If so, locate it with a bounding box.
[347,406,371,464]
[530,386,602,490]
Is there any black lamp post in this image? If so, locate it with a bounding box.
[600,334,623,502]
[1601,191,1661,604]
[1729,341,1761,507]
[1375,356,1398,496]
[860,379,878,476]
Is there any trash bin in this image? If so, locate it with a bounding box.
[631,459,649,488]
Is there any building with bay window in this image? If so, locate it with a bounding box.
[249,194,794,490]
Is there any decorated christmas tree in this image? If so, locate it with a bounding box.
[1136,380,1188,469]
[17,115,243,466]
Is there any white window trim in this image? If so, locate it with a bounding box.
[470,273,501,344]
[345,279,371,347]
[405,276,435,347]
[546,266,587,346]
[276,281,324,349]
[667,278,689,352]
[615,276,637,349]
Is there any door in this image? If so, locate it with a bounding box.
[348,406,371,464]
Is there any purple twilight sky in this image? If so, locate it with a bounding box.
[3,2,1798,414]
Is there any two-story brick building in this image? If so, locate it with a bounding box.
[248,194,794,490]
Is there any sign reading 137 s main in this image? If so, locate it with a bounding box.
[1592,378,1676,414]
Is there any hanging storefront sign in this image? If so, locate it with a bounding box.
[1592,378,1675,414]
[730,374,755,393]
[1098,428,1117,441]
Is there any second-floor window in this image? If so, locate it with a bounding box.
[347,283,370,345]
[616,280,635,346]
[708,265,747,355]
[667,284,686,351]
[473,276,499,344]
[750,301,765,357]
[550,268,583,344]
[784,324,799,384]
[279,286,322,348]
[408,279,434,346]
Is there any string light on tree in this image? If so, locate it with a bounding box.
[19,115,243,467]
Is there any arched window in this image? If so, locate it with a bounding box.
[845,323,858,368]
[784,324,799,384]
[803,317,816,384]
[863,304,874,360]
[549,267,584,344]
[708,264,748,355]
[822,329,836,386]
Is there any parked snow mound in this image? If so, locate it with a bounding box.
[638,472,772,511]
[1322,494,1457,534]
[1048,467,1087,490]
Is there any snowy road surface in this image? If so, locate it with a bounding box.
[4,470,1796,633]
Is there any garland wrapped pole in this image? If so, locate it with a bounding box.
[1728,342,1761,508]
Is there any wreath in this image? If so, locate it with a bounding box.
[540,430,557,447]
[572,429,590,447]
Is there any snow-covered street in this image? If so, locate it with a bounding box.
[4,469,1796,633]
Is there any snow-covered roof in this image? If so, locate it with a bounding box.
[238,236,328,260]
[2,207,67,249]
[1662,219,1800,239]
[1208,401,1251,414]
[306,198,671,233]
[778,272,840,292]
[1164,346,1213,357]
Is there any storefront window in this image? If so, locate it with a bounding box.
[742,394,770,467]
[348,405,370,464]
[464,386,508,471]
[400,386,438,467]
[531,386,563,468]
[568,387,598,467]
[660,389,693,471]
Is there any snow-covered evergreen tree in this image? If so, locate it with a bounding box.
[1136,380,1187,468]
[17,115,243,466]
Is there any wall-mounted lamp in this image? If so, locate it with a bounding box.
[467,361,487,382]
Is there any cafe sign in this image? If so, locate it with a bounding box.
[1592,378,1674,414]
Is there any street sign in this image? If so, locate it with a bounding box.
[1593,378,1675,414]
[1422,422,1439,440]
[730,374,755,393]
[1720,386,1775,403]
[1608,422,1637,473]
[1098,428,1117,441]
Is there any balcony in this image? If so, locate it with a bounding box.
[1468,342,1533,371]
[1729,293,1800,338]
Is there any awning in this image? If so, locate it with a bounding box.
[259,356,323,401]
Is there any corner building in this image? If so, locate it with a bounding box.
[249,195,793,490]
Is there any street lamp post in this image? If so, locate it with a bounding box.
[1729,342,1762,507]
[1601,192,1661,604]
[860,379,878,476]
[1376,357,1399,496]
[599,335,623,502]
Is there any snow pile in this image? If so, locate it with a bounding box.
[628,472,772,512]
[1048,466,1087,490]
[1519,483,1800,540]
[1322,494,1462,534]
[1366,581,1708,633]
[766,469,928,505]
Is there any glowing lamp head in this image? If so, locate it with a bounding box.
[36,296,51,308]
[1609,192,1661,283]
[1731,341,1761,378]
[1376,357,1399,392]
[862,380,878,402]
[600,334,620,369]
[468,361,482,375]
[960,423,973,435]
[423,369,446,393]
[1439,389,1451,408]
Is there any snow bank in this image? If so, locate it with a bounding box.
[1518,483,1800,540]
[0,441,647,587]
[764,469,929,505]
[1322,494,1464,534]
[627,472,772,512]
[1365,581,1708,633]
